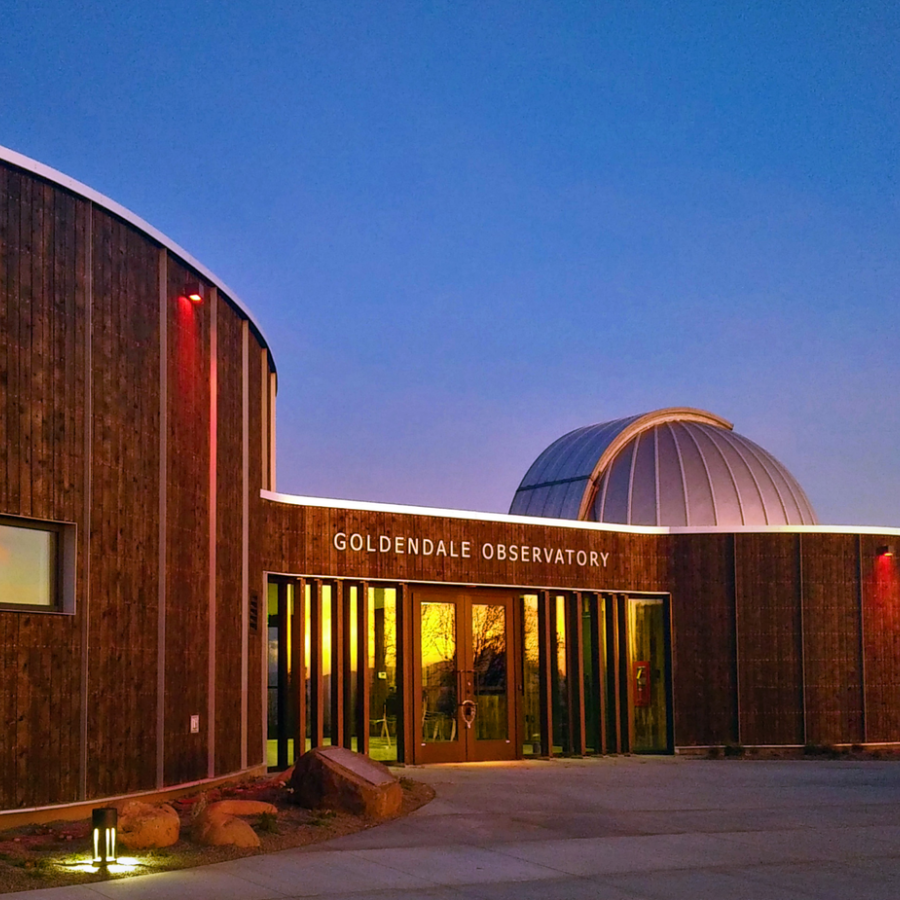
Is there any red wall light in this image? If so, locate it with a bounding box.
[878,545,896,557]
[180,280,204,304]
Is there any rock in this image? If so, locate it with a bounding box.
[289,747,402,819]
[206,800,277,817]
[116,801,180,849]
[192,806,260,848]
[266,765,294,786]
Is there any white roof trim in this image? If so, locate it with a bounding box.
[0,143,274,365]
[261,490,900,537]
[261,490,668,533]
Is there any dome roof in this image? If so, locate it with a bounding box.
[509,408,818,527]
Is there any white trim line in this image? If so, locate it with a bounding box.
[0,143,275,366]
[260,490,900,537]
[261,490,667,533]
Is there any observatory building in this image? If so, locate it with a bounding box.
[1,145,898,821]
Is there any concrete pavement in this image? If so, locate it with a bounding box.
[7,756,900,899]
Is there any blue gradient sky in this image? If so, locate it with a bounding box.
[3,2,897,525]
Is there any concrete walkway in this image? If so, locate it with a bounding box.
[9,756,900,899]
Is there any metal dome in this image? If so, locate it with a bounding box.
[509,408,818,527]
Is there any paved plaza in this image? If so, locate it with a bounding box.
[8,756,900,899]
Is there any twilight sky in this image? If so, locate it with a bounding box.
[2,2,898,525]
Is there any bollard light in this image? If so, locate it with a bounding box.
[92,807,118,868]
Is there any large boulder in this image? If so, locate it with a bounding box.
[289,747,402,819]
[116,801,180,849]
[206,800,277,818]
[192,805,260,848]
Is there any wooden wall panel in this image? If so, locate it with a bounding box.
[734,534,804,746]
[669,534,738,747]
[246,345,265,767]
[861,534,900,742]
[801,534,864,745]
[87,208,161,797]
[0,166,89,808]
[261,502,668,595]
[164,258,211,786]
[215,295,244,774]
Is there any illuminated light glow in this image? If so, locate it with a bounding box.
[179,280,204,304]
[91,807,118,867]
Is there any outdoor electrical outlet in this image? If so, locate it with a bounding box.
[190,714,200,733]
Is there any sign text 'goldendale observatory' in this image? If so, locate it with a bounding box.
[333,532,609,567]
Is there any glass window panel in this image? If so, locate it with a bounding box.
[472,604,507,741]
[628,598,668,752]
[0,524,55,607]
[420,600,458,744]
[582,596,599,753]
[321,584,332,745]
[551,595,569,754]
[267,582,279,749]
[521,595,541,755]
[304,583,312,752]
[368,587,398,761]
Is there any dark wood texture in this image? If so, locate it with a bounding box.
[245,346,265,766]
[669,534,738,747]
[801,534,864,745]
[1,159,272,812]
[215,293,245,775]
[0,168,89,808]
[87,207,161,798]
[861,535,900,742]
[734,534,804,746]
[164,257,211,786]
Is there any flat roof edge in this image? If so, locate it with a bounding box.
[0,144,275,369]
[261,491,900,537]
[261,490,667,533]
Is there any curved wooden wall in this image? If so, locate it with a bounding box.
[0,158,274,810]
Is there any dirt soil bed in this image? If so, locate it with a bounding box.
[0,775,434,895]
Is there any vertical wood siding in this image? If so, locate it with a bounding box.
[669,534,738,746]
[0,168,88,808]
[861,534,900,742]
[163,258,211,786]
[87,208,161,797]
[215,294,245,774]
[734,534,804,745]
[801,534,864,744]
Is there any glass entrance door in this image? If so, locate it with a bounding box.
[413,588,517,763]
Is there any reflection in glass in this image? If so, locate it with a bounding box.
[420,601,458,743]
[472,604,507,741]
[267,583,279,748]
[304,583,311,752]
[551,595,569,753]
[628,598,668,752]
[582,596,599,753]
[368,587,398,761]
[322,585,332,745]
[0,525,55,607]
[348,585,359,751]
[521,595,541,755]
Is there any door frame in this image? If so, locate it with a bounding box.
[410,586,519,764]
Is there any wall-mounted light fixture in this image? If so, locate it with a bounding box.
[180,280,204,304]
[877,545,896,557]
[92,807,118,868]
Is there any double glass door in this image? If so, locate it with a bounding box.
[413,588,517,763]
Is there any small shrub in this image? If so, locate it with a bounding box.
[256,811,279,834]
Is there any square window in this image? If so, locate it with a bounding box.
[0,517,73,613]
